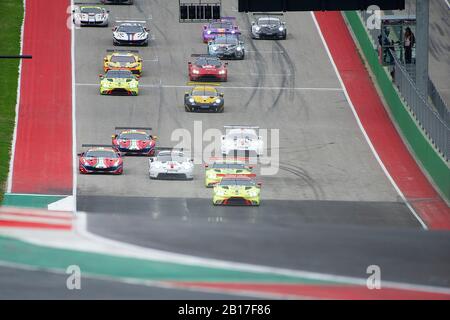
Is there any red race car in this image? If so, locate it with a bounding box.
[78,144,123,174]
[112,127,157,156]
[188,54,228,82]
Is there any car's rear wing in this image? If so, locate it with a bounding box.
[191,54,216,58]
[115,127,152,131]
[224,125,260,130]
[155,147,185,153]
[252,12,284,16]
[208,156,250,162]
[106,49,139,53]
[81,144,115,148]
[216,174,257,178]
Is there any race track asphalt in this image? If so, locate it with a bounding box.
[74,0,450,289]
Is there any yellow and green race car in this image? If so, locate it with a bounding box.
[204,158,253,187]
[212,175,261,206]
[99,70,139,95]
[184,86,224,113]
[103,50,142,75]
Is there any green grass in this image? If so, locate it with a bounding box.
[0,0,23,203]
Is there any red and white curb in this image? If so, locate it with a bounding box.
[0,207,74,230]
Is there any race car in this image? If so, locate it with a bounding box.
[221,126,264,157]
[78,144,123,174]
[212,175,261,206]
[113,22,149,46]
[184,86,224,113]
[149,148,194,180]
[101,0,133,4]
[188,55,228,82]
[99,70,139,95]
[251,14,287,40]
[207,35,245,60]
[72,6,109,27]
[112,127,157,156]
[204,158,253,187]
[202,17,241,43]
[103,49,142,74]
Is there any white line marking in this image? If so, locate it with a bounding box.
[71,0,77,213]
[7,0,27,193]
[445,0,450,10]
[69,212,449,294]
[310,12,427,229]
[75,83,343,91]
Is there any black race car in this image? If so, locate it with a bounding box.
[101,0,133,4]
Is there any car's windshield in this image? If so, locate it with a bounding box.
[85,150,118,158]
[196,57,221,67]
[105,70,133,78]
[111,55,136,63]
[157,153,186,162]
[192,88,217,96]
[80,7,102,14]
[212,163,246,169]
[210,22,232,29]
[214,36,238,45]
[117,25,144,33]
[258,18,280,26]
[118,132,148,140]
[228,132,257,140]
[220,179,255,186]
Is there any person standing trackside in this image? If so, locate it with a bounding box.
[404,27,415,64]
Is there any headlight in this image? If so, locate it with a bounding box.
[189,98,195,103]
[215,189,226,196]
[231,30,236,34]
[255,26,261,32]
[278,26,284,31]
[215,98,221,104]
[236,46,242,51]
[219,70,225,75]
[248,190,258,197]
[192,69,199,74]
[207,30,211,35]
[129,82,137,88]
[211,46,217,51]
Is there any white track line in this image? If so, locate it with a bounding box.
[71,0,77,212]
[75,83,343,91]
[445,0,450,10]
[7,0,27,193]
[310,12,427,229]
[71,212,450,294]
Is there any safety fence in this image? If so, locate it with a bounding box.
[356,10,449,161]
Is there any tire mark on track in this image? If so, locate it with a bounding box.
[242,13,267,109]
[279,163,325,200]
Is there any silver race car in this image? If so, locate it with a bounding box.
[73,6,109,27]
[221,126,264,157]
[251,13,287,40]
[149,148,194,180]
[207,35,245,60]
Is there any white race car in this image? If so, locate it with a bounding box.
[149,149,194,180]
[113,22,149,46]
[221,126,264,157]
[73,6,109,27]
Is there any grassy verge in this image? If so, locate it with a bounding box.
[0,0,23,203]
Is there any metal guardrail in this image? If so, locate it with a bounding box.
[391,51,449,160]
[357,11,449,161]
